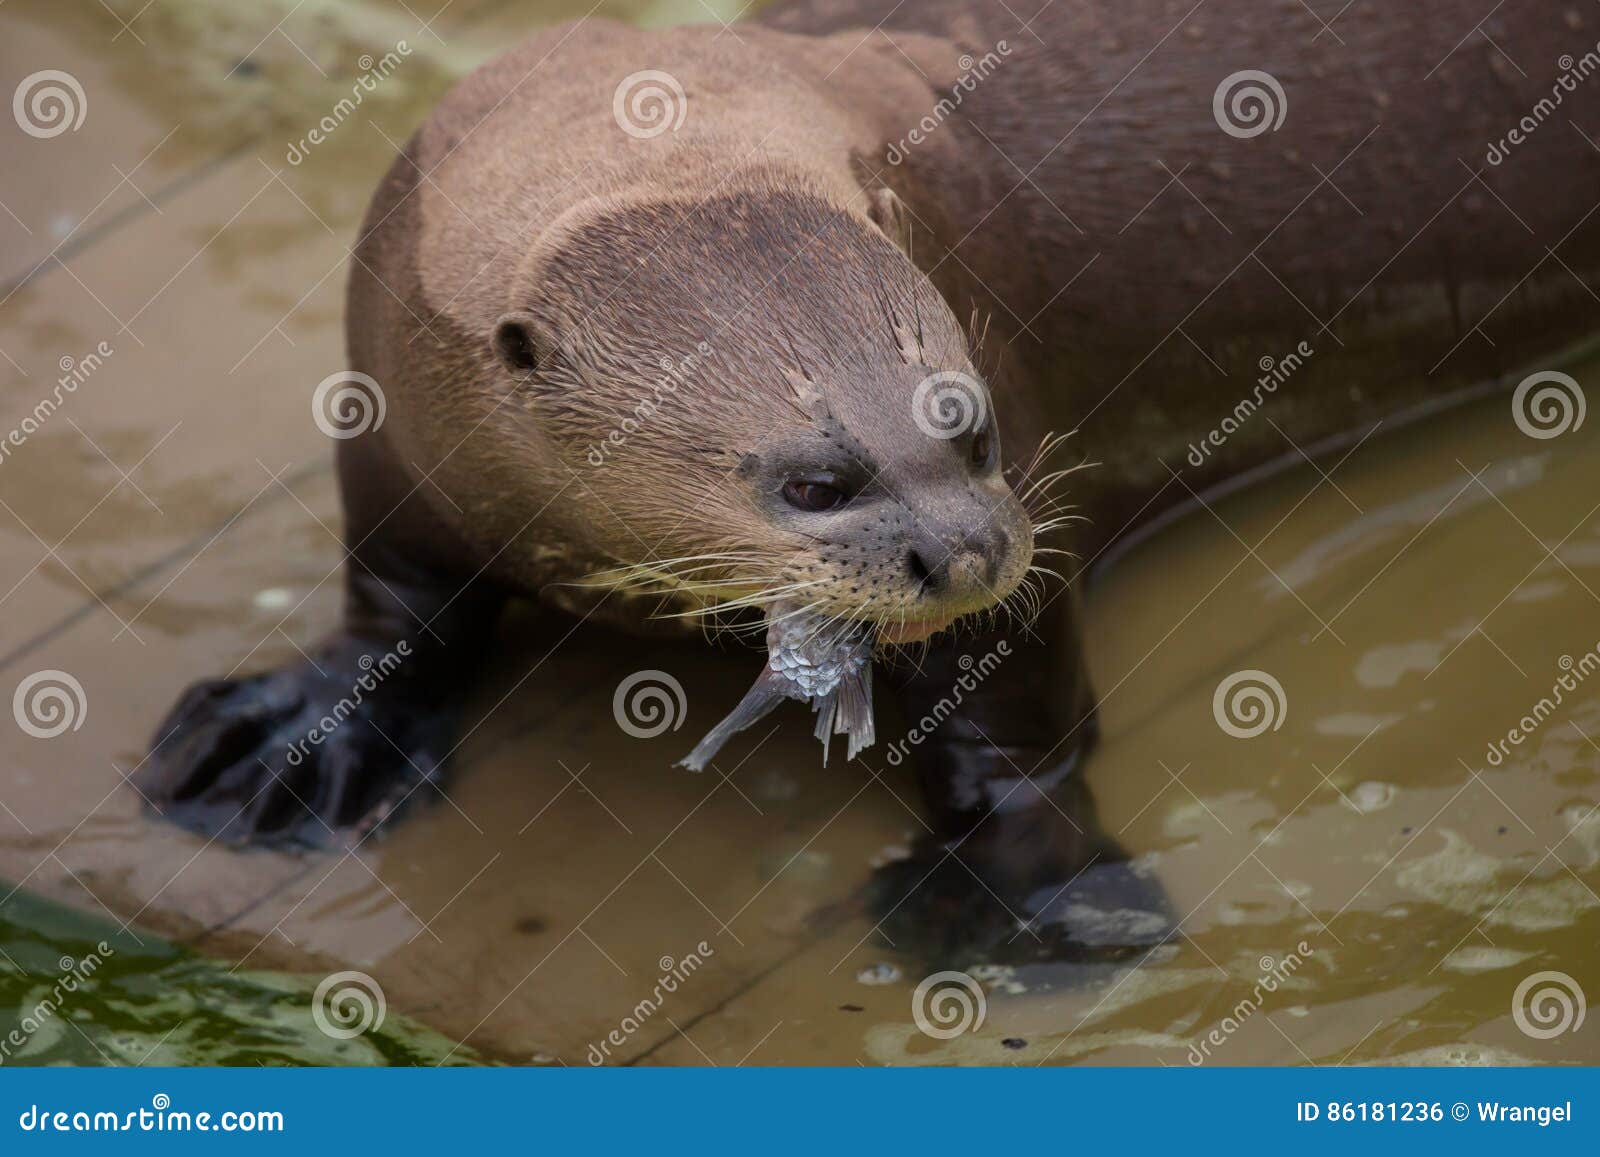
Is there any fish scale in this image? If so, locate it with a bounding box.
[678,602,876,771]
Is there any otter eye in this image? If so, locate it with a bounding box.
[783,479,849,512]
[970,427,994,468]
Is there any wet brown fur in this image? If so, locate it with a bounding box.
[350,2,1600,639]
[347,19,1034,636]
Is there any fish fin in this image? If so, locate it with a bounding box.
[812,690,836,767]
[834,668,875,761]
[677,673,789,772]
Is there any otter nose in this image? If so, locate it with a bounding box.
[907,526,1005,594]
[907,546,944,592]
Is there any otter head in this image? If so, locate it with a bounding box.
[491,179,1034,646]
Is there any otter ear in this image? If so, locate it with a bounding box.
[865,187,912,255]
[492,311,547,377]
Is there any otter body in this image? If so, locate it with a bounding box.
[142,1,1600,960]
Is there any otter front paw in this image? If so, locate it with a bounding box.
[869,782,1173,968]
[871,837,1172,968]
[137,638,454,846]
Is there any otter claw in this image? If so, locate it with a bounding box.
[138,643,453,847]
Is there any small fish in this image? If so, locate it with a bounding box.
[678,602,875,771]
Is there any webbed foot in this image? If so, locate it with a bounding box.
[138,634,458,846]
[873,734,1173,968]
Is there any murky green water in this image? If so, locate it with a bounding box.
[0,886,477,1066]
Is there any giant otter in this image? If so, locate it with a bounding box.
[140,0,1600,961]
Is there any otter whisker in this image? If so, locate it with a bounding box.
[995,574,1045,632]
[1023,497,1081,524]
[1010,429,1081,489]
[578,551,769,579]
[1019,472,1096,514]
[590,551,769,575]
[1019,468,1095,505]
[667,588,829,620]
[658,578,833,620]
[1030,515,1089,537]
